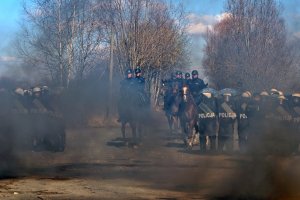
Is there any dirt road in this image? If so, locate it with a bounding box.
[1,115,300,200]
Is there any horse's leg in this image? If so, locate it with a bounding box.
[121,122,126,140]
[130,122,138,148]
[189,120,197,147]
[166,113,173,134]
[180,117,188,147]
[174,115,180,133]
[186,121,195,150]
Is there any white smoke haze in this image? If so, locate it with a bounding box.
[186,12,231,36]
[0,56,17,62]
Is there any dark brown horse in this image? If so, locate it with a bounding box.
[118,90,148,147]
[162,80,181,134]
[178,86,198,149]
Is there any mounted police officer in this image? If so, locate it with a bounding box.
[162,74,175,112]
[134,67,145,92]
[184,72,191,86]
[197,88,218,152]
[174,71,184,91]
[188,70,207,105]
[217,89,238,152]
[118,69,135,123]
[120,69,135,93]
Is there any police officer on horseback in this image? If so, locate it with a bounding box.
[120,68,135,91]
[134,67,145,91]
[184,72,191,86]
[188,70,207,105]
[118,69,135,123]
[174,71,184,90]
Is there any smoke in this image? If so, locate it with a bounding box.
[210,124,300,200]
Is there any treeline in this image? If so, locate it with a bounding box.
[15,0,189,106]
[203,0,299,92]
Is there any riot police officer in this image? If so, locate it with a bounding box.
[189,70,207,105]
[237,91,252,152]
[217,90,238,152]
[198,89,218,152]
[290,93,300,152]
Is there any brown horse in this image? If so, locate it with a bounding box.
[162,80,181,134]
[118,90,148,147]
[178,86,198,149]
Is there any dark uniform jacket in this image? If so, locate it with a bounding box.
[198,96,218,136]
[217,97,238,137]
[189,78,207,104]
[237,97,251,132]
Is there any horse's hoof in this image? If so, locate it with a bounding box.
[186,144,193,151]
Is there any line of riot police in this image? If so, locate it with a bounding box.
[0,85,66,153]
[162,70,300,154]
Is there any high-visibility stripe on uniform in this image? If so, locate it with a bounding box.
[276,106,290,117]
[221,102,235,114]
[294,107,300,116]
[241,103,247,111]
[33,99,47,112]
[13,100,28,113]
[198,102,214,114]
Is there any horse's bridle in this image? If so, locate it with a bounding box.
[182,86,189,102]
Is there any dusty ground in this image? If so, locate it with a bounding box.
[1,113,300,200]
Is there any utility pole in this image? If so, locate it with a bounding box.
[106,19,114,119]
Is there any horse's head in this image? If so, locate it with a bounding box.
[182,86,189,102]
[161,79,171,96]
[171,81,179,94]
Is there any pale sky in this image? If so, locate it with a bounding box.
[0,0,299,69]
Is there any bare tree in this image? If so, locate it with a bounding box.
[15,0,189,106]
[100,0,189,105]
[16,0,106,87]
[203,0,295,92]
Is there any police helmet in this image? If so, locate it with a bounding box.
[201,88,218,97]
[278,95,287,100]
[223,92,232,96]
[134,67,141,74]
[24,89,32,96]
[191,70,198,76]
[277,91,284,96]
[15,88,24,96]
[42,86,49,90]
[33,87,41,93]
[260,91,269,96]
[242,91,252,98]
[175,71,182,76]
[270,88,278,94]
[292,93,300,98]
[126,68,133,75]
[185,72,190,78]
[202,92,212,98]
